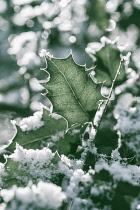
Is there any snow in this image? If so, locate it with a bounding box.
[8,32,37,55]
[5,144,73,185]
[131,194,140,210]
[13,0,34,5]
[39,49,53,59]
[114,106,140,161]
[1,188,15,203]
[91,185,110,196]
[1,143,140,209]
[66,169,92,198]
[16,186,34,203]
[5,145,55,184]
[51,131,65,142]
[34,182,66,208]
[51,113,63,120]
[111,149,121,160]
[16,111,44,132]
[106,19,116,31]
[0,181,66,209]
[114,106,140,135]
[12,144,53,164]
[95,160,140,185]
[0,163,7,186]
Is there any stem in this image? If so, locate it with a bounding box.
[79,59,123,165]
[93,59,123,139]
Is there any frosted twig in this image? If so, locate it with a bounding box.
[93,58,124,140]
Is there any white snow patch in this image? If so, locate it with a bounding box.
[1,181,66,209]
[17,111,44,132]
[111,149,121,160]
[39,49,53,59]
[33,181,66,208]
[95,160,140,184]
[5,145,73,184]
[0,163,7,186]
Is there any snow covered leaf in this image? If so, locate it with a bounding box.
[3,145,72,188]
[41,54,104,126]
[50,128,81,156]
[114,106,140,163]
[4,159,21,188]
[6,109,67,153]
[94,43,126,86]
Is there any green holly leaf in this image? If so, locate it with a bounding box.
[51,128,81,156]
[6,109,67,153]
[86,0,110,30]
[94,43,126,87]
[1,159,21,188]
[51,151,61,164]
[41,54,104,127]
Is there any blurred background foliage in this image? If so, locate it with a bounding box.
[1,0,140,154]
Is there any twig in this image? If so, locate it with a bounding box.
[79,59,123,165]
[93,58,124,140]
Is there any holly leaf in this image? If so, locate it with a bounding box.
[94,43,126,87]
[41,54,104,127]
[50,128,81,156]
[6,109,67,153]
[86,0,110,30]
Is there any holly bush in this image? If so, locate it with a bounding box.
[0,0,140,210]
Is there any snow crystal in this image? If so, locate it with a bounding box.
[39,49,53,59]
[111,149,121,160]
[17,111,44,132]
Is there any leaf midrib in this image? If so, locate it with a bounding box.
[51,59,90,120]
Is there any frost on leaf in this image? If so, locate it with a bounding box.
[41,54,104,127]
